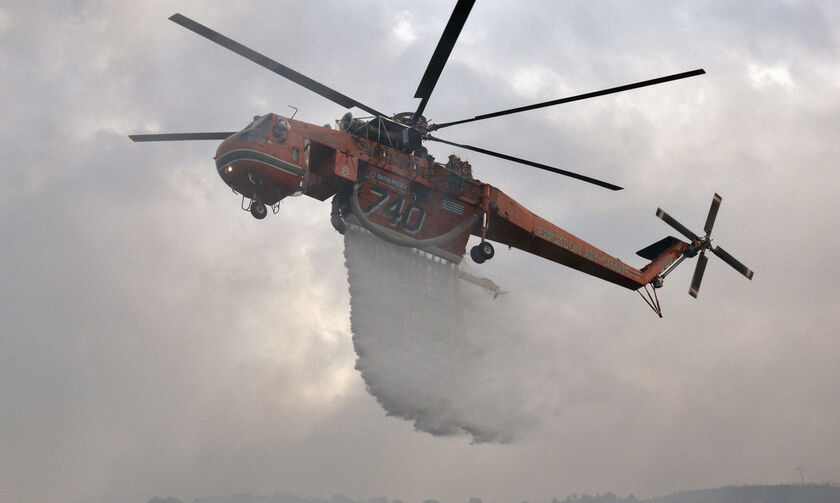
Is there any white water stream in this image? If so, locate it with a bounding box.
[344,224,565,443]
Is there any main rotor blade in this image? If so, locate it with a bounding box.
[426,135,622,190]
[689,252,708,298]
[704,193,722,236]
[656,208,700,242]
[432,69,706,130]
[129,132,236,142]
[411,0,475,123]
[713,246,755,280]
[169,13,385,118]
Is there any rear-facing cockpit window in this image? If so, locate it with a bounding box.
[273,119,289,142]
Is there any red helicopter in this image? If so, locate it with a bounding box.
[130,2,753,317]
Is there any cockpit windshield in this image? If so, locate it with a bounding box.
[238,115,272,144]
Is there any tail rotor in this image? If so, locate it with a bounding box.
[657,193,754,298]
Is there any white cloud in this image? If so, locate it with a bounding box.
[391,11,417,45]
[0,9,10,33]
[380,10,419,57]
[509,64,568,100]
[748,62,794,89]
[3,2,840,503]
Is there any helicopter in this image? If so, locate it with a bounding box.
[130,1,753,317]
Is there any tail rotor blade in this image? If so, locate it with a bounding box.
[704,193,722,236]
[656,208,700,242]
[713,245,754,280]
[689,252,708,298]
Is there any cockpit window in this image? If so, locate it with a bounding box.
[243,117,258,130]
[273,119,289,142]
[238,115,272,144]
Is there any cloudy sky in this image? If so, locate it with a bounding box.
[2,1,840,502]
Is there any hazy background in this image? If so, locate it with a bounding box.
[1,1,839,502]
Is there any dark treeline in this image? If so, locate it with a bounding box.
[150,484,840,503]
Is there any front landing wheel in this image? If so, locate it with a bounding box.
[470,245,486,264]
[250,201,267,220]
[470,242,495,264]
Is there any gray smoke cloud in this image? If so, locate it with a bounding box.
[4,2,840,502]
[345,225,575,443]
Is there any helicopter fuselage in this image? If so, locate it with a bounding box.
[131,8,753,315]
[214,112,689,285]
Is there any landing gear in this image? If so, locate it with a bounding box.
[478,241,494,260]
[470,245,486,264]
[330,189,351,235]
[470,241,495,264]
[249,200,267,219]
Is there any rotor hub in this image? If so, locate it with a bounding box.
[392,112,429,133]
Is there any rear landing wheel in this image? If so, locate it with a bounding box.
[250,201,267,220]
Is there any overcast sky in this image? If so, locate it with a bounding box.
[2,1,840,503]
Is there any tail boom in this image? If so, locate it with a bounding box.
[478,185,688,290]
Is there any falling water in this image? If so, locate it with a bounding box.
[344,224,563,443]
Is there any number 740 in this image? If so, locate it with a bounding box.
[363,186,426,234]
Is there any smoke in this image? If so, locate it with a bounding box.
[344,225,570,443]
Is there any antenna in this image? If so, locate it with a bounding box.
[796,465,806,485]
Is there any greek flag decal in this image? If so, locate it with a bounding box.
[441,198,465,216]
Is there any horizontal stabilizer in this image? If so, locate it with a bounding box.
[636,236,682,260]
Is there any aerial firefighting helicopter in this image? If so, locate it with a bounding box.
[130,1,753,316]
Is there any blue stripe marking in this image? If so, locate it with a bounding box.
[216,149,303,177]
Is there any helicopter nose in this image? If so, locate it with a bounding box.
[213,124,305,206]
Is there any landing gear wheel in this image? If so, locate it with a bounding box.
[470,245,486,264]
[479,241,495,260]
[250,201,267,220]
